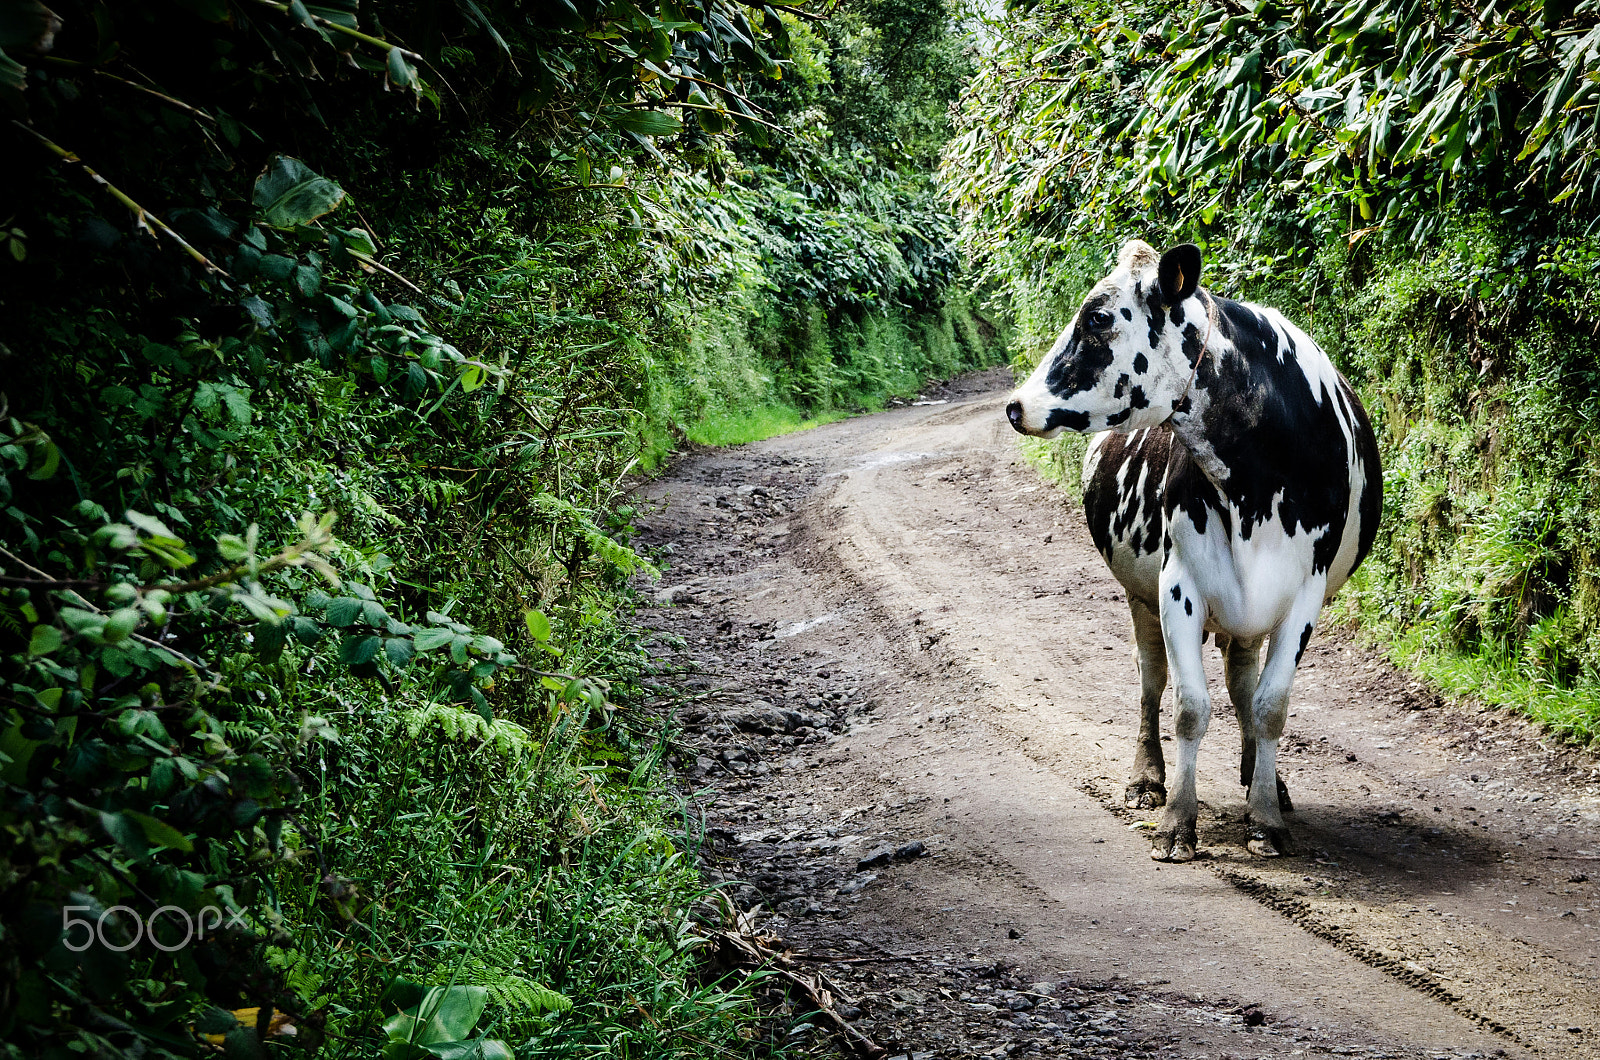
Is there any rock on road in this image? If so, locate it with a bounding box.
[634,370,1600,1059]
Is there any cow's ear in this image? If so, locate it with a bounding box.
[1158,244,1202,305]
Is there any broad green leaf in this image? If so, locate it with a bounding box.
[291,616,324,645]
[27,625,61,656]
[339,633,382,666]
[607,109,684,137]
[102,608,141,644]
[100,811,150,857]
[123,809,193,852]
[523,609,551,642]
[384,637,415,668]
[413,628,454,651]
[25,439,59,480]
[425,1040,515,1060]
[387,46,417,91]
[254,156,348,228]
[326,598,363,626]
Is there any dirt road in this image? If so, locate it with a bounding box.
[634,370,1600,1059]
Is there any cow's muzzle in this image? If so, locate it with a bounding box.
[1005,399,1026,434]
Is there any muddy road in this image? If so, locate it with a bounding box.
[634,370,1600,1059]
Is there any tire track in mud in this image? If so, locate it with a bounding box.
[1210,868,1525,1046]
[1069,771,1532,1049]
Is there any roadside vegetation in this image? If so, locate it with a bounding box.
[0,1,995,1057]
[944,0,1600,749]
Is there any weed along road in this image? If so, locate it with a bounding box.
[635,370,1600,1060]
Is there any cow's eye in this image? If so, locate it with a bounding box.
[1087,308,1116,332]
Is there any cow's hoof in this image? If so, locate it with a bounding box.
[1276,776,1294,814]
[1125,779,1167,810]
[1149,826,1196,863]
[1247,827,1295,858]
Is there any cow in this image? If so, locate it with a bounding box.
[1004,239,1381,861]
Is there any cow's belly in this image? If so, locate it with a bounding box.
[1105,537,1162,608]
[1171,513,1321,641]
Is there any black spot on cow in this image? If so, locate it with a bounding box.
[1129,385,1148,409]
[1114,373,1130,399]
[1133,352,1148,374]
[1145,290,1167,350]
[1184,597,1193,616]
[1121,307,1133,321]
[1170,301,1186,326]
[1142,524,1160,556]
[1105,408,1132,426]
[1082,435,1127,561]
[1045,293,1118,397]
[1295,622,1313,664]
[1169,584,1181,601]
[1346,383,1384,571]
[1045,407,1090,432]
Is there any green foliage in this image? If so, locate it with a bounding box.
[1,1,990,1057]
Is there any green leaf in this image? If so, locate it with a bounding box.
[384,637,415,668]
[217,533,249,561]
[27,625,61,656]
[387,46,418,91]
[100,811,151,857]
[102,608,141,644]
[123,809,193,852]
[25,439,59,480]
[253,155,348,228]
[339,633,381,666]
[523,609,551,643]
[413,628,453,652]
[255,620,288,660]
[326,598,363,627]
[424,1041,515,1060]
[607,109,684,137]
[291,616,324,646]
[382,986,490,1046]
[295,263,322,297]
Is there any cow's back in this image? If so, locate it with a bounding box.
[1082,428,1172,611]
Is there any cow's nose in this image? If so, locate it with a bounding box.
[1005,399,1026,434]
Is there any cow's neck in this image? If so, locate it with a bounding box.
[1165,292,1242,490]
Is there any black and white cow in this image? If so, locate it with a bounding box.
[1005,240,1381,861]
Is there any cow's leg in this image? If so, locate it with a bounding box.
[1125,596,1168,810]
[1151,567,1209,862]
[1245,586,1324,858]
[1222,635,1291,811]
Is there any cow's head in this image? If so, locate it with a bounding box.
[1006,240,1205,437]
